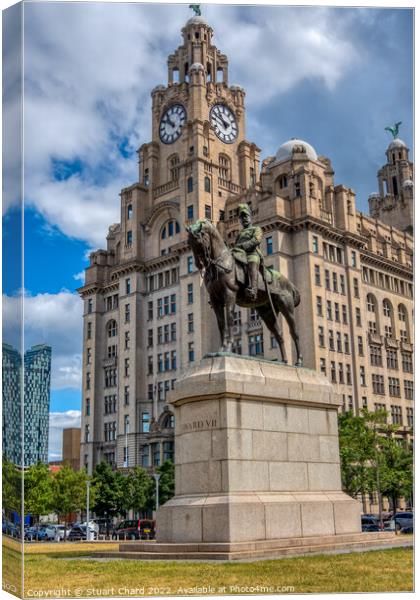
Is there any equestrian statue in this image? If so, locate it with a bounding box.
[187,203,303,366]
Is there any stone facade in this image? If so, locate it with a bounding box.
[78,15,413,485]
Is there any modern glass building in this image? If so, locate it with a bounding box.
[2,343,52,466]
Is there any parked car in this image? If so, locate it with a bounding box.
[24,526,49,541]
[400,525,413,535]
[112,519,155,540]
[384,512,413,532]
[44,524,70,541]
[68,525,98,541]
[92,518,113,535]
[361,516,381,532]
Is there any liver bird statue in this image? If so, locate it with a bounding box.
[385,122,402,139]
[189,4,201,16]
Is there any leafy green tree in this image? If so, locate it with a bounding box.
[2,456,21,516]
[24,462,53,522]
[377,434,413,513]
[51,465,94,539]
[91,462,126,523]
[122,466,154,517]
[156,460,175,506]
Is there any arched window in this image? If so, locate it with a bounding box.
[204,176,211,193]
[278,174,288,190]
[162,413,175,429]
[383,299,392,317]
[127,204,133,220]
[398,304,407,322]
[218,154,231,181]
[161,220,180,240]
[107,320,118,338]
[366,294,376,313]
[168,154,180,181]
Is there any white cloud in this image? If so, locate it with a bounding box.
[73,271,85,283]
[48,410,81,461]
[2,290,83,390]
[7,3,362,247]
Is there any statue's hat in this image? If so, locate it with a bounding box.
[238,203,251,216]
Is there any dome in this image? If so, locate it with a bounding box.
[402,179,414,188]
[388,138,407,150]
[274,138,318,164]
[230,84,244,92]
[186,16,208,26]
[190,62,205,71]
[151,85,165,94]
[369,192,380,199]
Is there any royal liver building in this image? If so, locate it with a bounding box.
[79,14,413,474]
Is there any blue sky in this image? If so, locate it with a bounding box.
[2,2,414,460]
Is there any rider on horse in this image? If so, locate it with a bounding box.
[232,203,263,300]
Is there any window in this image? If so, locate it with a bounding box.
[372,374,384,395]
[353,278,359,298]
[187,283,193,304]
[344,334,350,354]
[164,352,170,371]
[266,236,273,255]
[144,168,149,186]
[383,300,392,317]
[351,251,357,267]
[338,363,344,384]
[124,386,130,405]
[404,379,414,400]
[152,442,160,467]
[107,320,117,337]
[367,295,375,312]
[326,300,332,321]
[125,304,130,323]
[188,342,195,362]
[388,377,400,397]
[87,299,93,313]
[384,325,393,339]
[187,313,194,333]
[401,352,413,373]
[140,445,150,468]
[87,321,92,339]
[325,270,330,290]
[370,345,382,367]
[368,321,377,335]
[342,305,348,324]
[187,256,193,273]
[346,364,352,385]
[336,332,342,353]
[170,294,176,314]
[158,354,163,373]
[148,301,153,320]
[362,396,368,409]
[406,407,414,427]
[204,176,211,192]
[126,231,133,246]
[141,412,150,433]
[148,356,153,375]
[295,180,301,197]
[320,357,326,374]
[169,154,180,180]
[328,330,334,351]
[86,372,91,390]
[125,331,130,349]
[125,278,131,294]
[85,425,90,443]
[171,322,176,341]
[340,274,345,294]
[357,336,363,356]
[390,405,403,425]
[127,204,133,219]
[187,177,193,193]
[187,204,194,219]
[205,204,212,219]
[86,348,91,365]
[85,398,90,416]
[249,334,264,356]
[330,361,336,383]
[400,329,408,343]
[314,265,321,286]
[124,358,129,377]
[359,366,366,386]
[316,296,323,317]
[107,344,117,358]
[171,350,177,370]
[334,303,340,322]
[312,236,319,254]
[147,329,153,348]
[387,349,398,370]
[398,305,407,322]
[232,338,242,354]
[332,272,338,292]
[355,307,362,327]
[163,441,174,462]
[318,326,325,347]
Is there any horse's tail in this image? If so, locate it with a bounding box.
[292,285,300,308]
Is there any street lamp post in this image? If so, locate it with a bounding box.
[86,480,91,541]
[153,473,161,512]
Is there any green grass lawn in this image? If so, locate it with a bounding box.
[8,546,411,596]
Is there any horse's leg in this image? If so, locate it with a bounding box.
[257,302,287,364]
[224,291,236,352]
[213,300,227,351]
[283,308,303,367]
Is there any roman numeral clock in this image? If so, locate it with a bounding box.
[159,104,187,144]
[210,103,238,143]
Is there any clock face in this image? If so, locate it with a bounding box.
[159,104,187,144]
[210,104,238,143]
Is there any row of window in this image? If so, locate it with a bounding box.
[313,237,357,268]
[369,347,413,372]
[148,323,177,347]
[362,266,412,298]
[316,296,349,324]
[314,266,346,294]
[148,351,178,374]
[147,268,179,292]
[140,441,174,468]
[371,374,413,399]
[147,294,178,320]
[147,380,177,402]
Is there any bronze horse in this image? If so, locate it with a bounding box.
[187,219,303,366]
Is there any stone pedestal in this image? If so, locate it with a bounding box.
[157,355,361,543]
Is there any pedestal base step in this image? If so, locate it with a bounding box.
[96,533,411,561]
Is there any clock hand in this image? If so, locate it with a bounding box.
[215,115,229,130]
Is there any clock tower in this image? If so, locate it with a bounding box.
[136,13,261,243]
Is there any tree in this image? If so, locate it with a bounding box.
[377,434,413,513]
[156,460,175,506]
[24,462,53,523]
[91,461,126,524]
[51,465,93,540]
[2,456,21,516]
[122,466,154,517]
